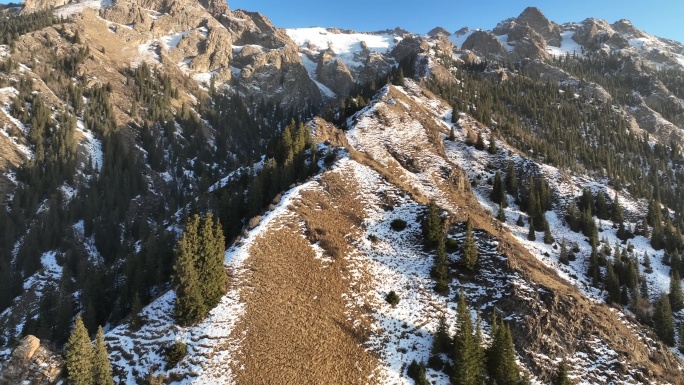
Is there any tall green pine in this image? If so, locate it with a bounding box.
[486,312,520,385]
[451,290,483,385]
[173,215,206,326]
[491,171,507,208]
[653,294,675,346]
[669,270,684,312]
[461,219,478,272]
[65,316,94,385]
[92,326,114,385]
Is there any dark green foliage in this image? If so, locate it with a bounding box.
[0,9,59,45]
[432,236,450,295]
[527,219,536,241]
[391,219,408,231]
[552,359,572,385]
[452,291,485,385]
[431,315,452,356]
[461,219,478,272]
[93,326,114,385]
[173,214,226,326]
[491,171,507,208]
[516,215,525,227]
[164,342,187,370]
[406,360,429,385]
[129,292,144,330]
[669,270,684,312]
[605,263,620,304]
[543,217,554,244]
[422,201,443,248]
[679,324,684,354]
[497,204,506,222]
[486,312,520,385]
[475,132,485,150]
[653,294,675,346]
[505,162,518,197]
[488,137,498,154]
[393,67,405,87]
[385,291,400,307]
[65,316,94,385]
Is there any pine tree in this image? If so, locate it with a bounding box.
[129,292,143,330]
[487,312,520,385]
[605,263,620,304]
[92,326,114,385]
[173,215,206,326]
[497,204,506,222]
[475,132,485,150]
[669,270,684,312]
[422,201,442,248]
[461,219,478,272]
[491,171,507,208]
[552,359,572,385]
[452,290,482,385]
[543,216,554,244]
[516,215,525,227]
[679,324,684,354]
[65,316,94,385]
[653,294,675,346]
[505,162,518,198]
[487,137,497,154]
[197,213,227,309]
[611,193,624,225]
[449,126,456,141]
[595,192,608,220]
[527,219,536,241]
[431,315,452,356]
[432,235,450,295]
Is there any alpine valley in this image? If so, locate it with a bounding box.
[0,1,684,384]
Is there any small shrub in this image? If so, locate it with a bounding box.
[248,215,262,229]
[368,234,378,243]
[390,219,408,231]
[164,342,187,370]
[445,238,458,251]
[386,291,400,307]
[427,354,444,370]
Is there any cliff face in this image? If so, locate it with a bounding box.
[0,336,62,385]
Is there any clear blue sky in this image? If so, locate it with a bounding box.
[227,0,684,44]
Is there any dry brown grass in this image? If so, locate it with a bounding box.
[231,171,381,384]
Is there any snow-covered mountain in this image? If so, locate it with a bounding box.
[1,1,684,384]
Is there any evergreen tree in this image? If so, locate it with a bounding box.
[497,204,506,222]
[552,359,572,385]
[487,312,520,385]
[65,316,94,385]
[669,270,684,312]
[452,290,483,385]
[505,162,518,197]
[595,192,608,220]
[543,216,554,244]
[679,324,684,354]
[611,193,624,225]
[653,294,675,346]
[491,171,507,208]
[92,326,114,385]
[197,213,227,309]
[488,137,498,154]
[461,219,478,272]
[475,132,486,150]
[559,239,569,265]
[605,263,620,304]
[422,201,442,248]
[431,315,452,356]
[516,215,525,227]
[173,215,206,326]
[527,219,536,241]
[432,235,450,295]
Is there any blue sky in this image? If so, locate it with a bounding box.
[227,0,684,44]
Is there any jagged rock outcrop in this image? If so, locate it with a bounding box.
[222,10,291,49]
[572,18,614,50]
[0,336,62,385]
[515,6,561,47]
[462,30,508,59]
[508,24,549,61]
[316,53,354,96]
[21,0,69,13]
[427,26,451,38]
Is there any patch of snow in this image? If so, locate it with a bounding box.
[299,54,336,99]
[448,29,474,49]
[160,30,193,51]
[286,27,397,70]
[75,120,103,171]
[54,0,112,17]
[547,30,583,57]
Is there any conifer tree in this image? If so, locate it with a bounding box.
[491,171,507,208]
[527,219,536,241]
[605,263,620,304]
[461,219,478,272]
[475,132,485,150]
[552,359,572,385]
[516,215,525,227]
[197,213,227,309]
[173,215,206,326]
[65,316,94,385]
[669,270,684,312]
[422,201,442,248]
[487,312,520,385]
[654,294,675,346]
[543,216,554,244]
[452,290,482,385]
[93,326,114,385]
[487,137,497,154]
[497,204,506,222]
[595,192,608,220]
[679,324,684,354]
[505,162,518,198]
[432,235,450,295]
[611,193,624,225]
[431,315,452,356]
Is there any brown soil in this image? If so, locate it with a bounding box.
[232,171,380,384]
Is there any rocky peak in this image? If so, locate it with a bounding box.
[611,19,646,39]
[0,335,62,385]
[427,26,451,38]
[514,6,561,47]
[21,0,69,13]
[572,18,615,49]
[462,30,508,59]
